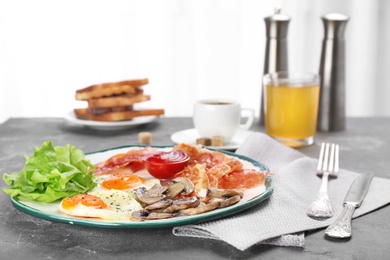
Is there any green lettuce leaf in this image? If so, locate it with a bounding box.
[2,141,96,202]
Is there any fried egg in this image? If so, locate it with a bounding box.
[59,172,160,220]
[93,172,160,192]
[59,190,143,220]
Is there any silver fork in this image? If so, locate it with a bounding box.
[307,143,339,218]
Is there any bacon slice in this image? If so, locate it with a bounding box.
[173,144,269,192]
[94,147,159,175]
[218,169,271,189]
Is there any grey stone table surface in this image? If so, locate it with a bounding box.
[0,117,389,260]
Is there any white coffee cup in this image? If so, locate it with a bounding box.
[193,99,255,144]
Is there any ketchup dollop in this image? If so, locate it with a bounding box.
[143,150,190,180]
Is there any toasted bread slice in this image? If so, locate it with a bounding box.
[74,108,165,122]
[88,94,151,108]
[74,105,134,117]
[76,78,148,100]
[89,106,134,115]
[73,108,90,120]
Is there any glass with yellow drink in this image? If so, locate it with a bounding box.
[264,72,320,147]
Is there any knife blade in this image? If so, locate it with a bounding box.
[325,173,374,238]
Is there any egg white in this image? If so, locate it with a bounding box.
[89,189,143,213]
[92,174,161,193]
[59,189,143,220]
[59,174,161,221]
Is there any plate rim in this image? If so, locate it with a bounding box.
[10,145,273,229]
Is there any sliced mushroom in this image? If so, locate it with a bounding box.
[133,177,243,220]
[207,188,244,199]
[165,182,185,199]
[132,210,173,221]
[148,183,168,197]
[131,210,149,221]
[180,201,220,216]
[162,196,200,213]
[144,199,173,211]
[171,177,195,195]
[134,187,166,205]
[219,195,241,208]
[145,212,174,220]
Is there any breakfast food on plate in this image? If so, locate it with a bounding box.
[138,132,152,145]
[130,178,245,220]
[74,78,165,122]
[59,191,142,220]
[59,172,160,220]
[3,140,272,222]
[63,143,272,221]
[171,143,270,191]
[2,141,96,203]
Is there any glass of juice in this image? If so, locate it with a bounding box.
[264,72,320,147]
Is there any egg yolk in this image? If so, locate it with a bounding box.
[61,194,108,210]
[101,173,145,190]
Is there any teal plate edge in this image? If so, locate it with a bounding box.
[10,145,274,229]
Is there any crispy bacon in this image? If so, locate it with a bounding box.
[172,144,269,192]
[94,147,159,175]
[218,169,271,189]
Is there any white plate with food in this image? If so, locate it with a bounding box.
[170,128,254,151]
[65,111,159,131]
[6,142,273,229]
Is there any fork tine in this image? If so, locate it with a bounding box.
[334,144,339,174]
[322,143,330,172]
[317,143,326,173]
[328,143,335,173]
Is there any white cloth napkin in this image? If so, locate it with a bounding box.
[172,132,390,251]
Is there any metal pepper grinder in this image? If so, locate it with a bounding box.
[259,7,290,125]
[317,13,349,131]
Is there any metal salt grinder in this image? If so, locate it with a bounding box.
[259,7,290,125]
[317,13,349,131]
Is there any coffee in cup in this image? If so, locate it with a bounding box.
[193,99,254,145]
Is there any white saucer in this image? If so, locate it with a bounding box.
[64,111,159,131]
[170,128,253,150]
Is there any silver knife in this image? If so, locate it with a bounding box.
[325,173,374,238]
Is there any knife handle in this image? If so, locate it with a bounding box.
[324,202,357,238]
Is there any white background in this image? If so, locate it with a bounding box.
[1,0,389,123]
